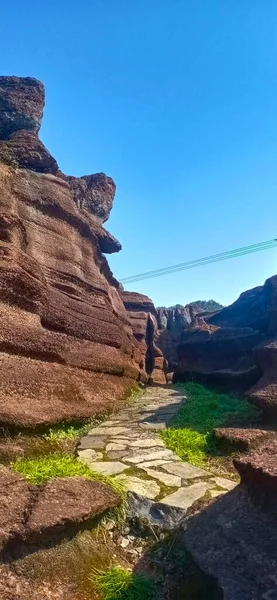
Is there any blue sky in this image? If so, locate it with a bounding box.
[1,0,277,307]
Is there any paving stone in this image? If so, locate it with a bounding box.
[211,476,237,491]
[209,488,226,498]
[124,448,177,465]
[88,426,132,436]
[106,450,127,460]
[129,438,165,449]
[144,468,182,488]
[139,422,166,431]
[78,449,103,465]
[139,459,175,469]
[78,436,106,450]
[106,442,127,451]
[161,482,211,509]
[87,462,127,476]
[161,462,209,480]
[115,475,160,500]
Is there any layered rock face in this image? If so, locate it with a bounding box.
[156,301,222,370]
[121,291,167,384]
[175,276,277,411]
[0,76,146,428]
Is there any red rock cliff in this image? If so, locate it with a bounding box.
[0,76,146,428]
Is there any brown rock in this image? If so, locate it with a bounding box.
[0,76,44,139]
[175,324,262,391]
[0,564,77,600]
[234,440,277,508]
[183,485,277,599]
[0,466,31,549]
[0,131,58,173]
[26,476,119,542]
[121,291,166,384]
[213,427,273,451]
[66,172,116,223]
[0,77,146,428]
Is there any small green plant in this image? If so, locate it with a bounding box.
[93,566,157,600]
[11,453,125,499]
[161,383,260,469]
[43,423,88,441]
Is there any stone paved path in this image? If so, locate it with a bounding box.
[78,386,236,514]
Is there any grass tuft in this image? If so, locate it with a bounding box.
[11,453,125,499]
[161,383,259,469]
[43,423,88,441]
[93,566,157,600]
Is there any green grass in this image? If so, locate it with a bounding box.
[11,453,125,499]
[93,566,157,600]
[161,382,259,468]
[43,423,89,441]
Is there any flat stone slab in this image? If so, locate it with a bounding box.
[144,468,182,488]
[139,422,166,430]
[129,438,165,449]
[161,481,211,509]
[87,462,126,476]
[161,462,209,480]
[211,476,237,491]
[78,436,106,450]
[139,459,175,469]
[115,475,160,499]
[88,426,132,436]
[78,449,103,466]
[106,442,127,451]
[124,448,177,465]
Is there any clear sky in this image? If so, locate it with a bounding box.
[1,1,277,307]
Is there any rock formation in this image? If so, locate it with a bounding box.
[156,300,223,370]
[121,291,167,384]
[174,275,277,413]
[0,76,151,428]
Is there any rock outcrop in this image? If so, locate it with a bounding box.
[156,301,222,370]
[174,275,277,411]
[0,76,148,428]
[0,466,119,551]
[121,291,167,384]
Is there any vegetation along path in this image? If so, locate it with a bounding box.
[77,385,236,523]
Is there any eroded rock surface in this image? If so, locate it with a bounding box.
[0,76,149,428]
[121,291,167,384]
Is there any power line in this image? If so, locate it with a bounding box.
[120,239,277,284]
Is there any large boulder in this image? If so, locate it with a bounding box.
[183,485,277,600]
[25,476,119,543]
[0,77,146,428]
[0,466,31,550]
[175,320,262,390]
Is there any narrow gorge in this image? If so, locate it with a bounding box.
[0,76,277,600]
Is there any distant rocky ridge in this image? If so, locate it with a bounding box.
[0,76,165,429]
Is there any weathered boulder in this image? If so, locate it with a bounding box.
[0,76,44,138]
[183,485,277,600]
[234,440,277,508]
[121,291,167,384]
[0,77,147,428]
[175,323,262,390]
[0,466,31,549]
[25,476,119,542]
